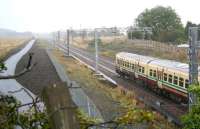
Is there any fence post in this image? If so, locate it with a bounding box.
[42,82,79,129]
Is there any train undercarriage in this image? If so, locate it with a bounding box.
[116,68,188,104]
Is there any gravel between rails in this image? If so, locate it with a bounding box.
[15,40,62,95]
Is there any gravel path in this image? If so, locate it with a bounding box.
[15,40,62,95]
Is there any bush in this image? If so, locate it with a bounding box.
[88,39,102,47]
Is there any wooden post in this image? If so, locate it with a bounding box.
[42,82,79,129]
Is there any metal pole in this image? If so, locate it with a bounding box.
[188,27,199,111]
[57,31,60,43]
[67,29,70,56]
[114,27,116,43]
[71,29,73,45]
[95,30,99,73]
[131,27,133,40]
[87,96,91,116]
[53,32,56,48]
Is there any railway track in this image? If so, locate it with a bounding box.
[56,43,187,126]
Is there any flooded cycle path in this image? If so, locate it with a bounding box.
[0,40,37,110]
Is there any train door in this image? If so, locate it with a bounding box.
[157,69,163,89]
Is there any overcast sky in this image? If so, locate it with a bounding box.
[0,0,199,33]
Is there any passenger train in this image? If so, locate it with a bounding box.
[115,52,193,103]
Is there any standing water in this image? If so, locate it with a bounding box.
[0,40,38,110]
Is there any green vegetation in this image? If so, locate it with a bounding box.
[88,38,102,47]
[0,62,6,71]
[135,6,186,43]
[76,107,155,129]
[0,94,50,129]
[182,85,200,129]
[128,31,144,39]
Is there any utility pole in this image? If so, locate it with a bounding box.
[67,29,70,56]
[131,26,133,40]
[95,30,99,73]
[57,31,60,43]
[52,32,56,48]
[70,29,73,46]
[188,27,199,111]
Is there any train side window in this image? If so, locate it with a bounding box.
[164,73,168,81]
[168,75,172,83]
[185,79,189,89]
[142,67,145,73]
[132,64,134,70]
[139,66,142,72]
[179,77,184,87]
[149,69,153,76]
[174,76,178,85]
[153,70,157,77]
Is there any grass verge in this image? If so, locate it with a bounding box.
[52,49,178,129]
[0,37,29,59]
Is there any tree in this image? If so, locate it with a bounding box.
[0,53,51,129]
[182,85,200,129]
[128,31,144,39]
[135,6,186,43]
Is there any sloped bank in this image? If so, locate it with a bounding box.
[46,48,103,120]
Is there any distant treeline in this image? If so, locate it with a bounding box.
[0,28,32,37]
[127,6,199,44]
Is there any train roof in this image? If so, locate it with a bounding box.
[116,52,197,74]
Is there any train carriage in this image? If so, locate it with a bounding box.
[115,52,195,103]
